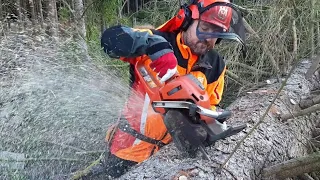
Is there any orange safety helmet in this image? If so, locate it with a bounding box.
[157,0,232,32]
[156,0,246,48]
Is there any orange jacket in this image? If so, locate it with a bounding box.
[101,25,226,163]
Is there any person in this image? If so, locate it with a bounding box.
[79,0,246,179]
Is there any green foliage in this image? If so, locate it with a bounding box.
[135,0,180,27]
[80,0,320,106]
[84,0,131,41]
[58,6,72,23]
[87,39,130,84]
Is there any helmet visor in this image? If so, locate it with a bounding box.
[196,3,246,47]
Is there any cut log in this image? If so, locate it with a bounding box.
[119,60,319,180]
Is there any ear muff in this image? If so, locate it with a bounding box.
[179,4,193,31]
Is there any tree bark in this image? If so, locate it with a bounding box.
[74,0,86,38]
[46,0,58,37]
[119,60,320,180]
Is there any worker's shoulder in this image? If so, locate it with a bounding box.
[150,29,176,41]
[203,49,225,68]
[201,50,226,83]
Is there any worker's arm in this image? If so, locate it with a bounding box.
[199,50,227,111]
[207,68,226,111]
[100,25,174,64]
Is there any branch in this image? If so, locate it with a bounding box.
[242,18,259,38]
[312,128,320,138]
[311,172,320,180]
[298,173,315,180]
[311,90,320,96]
[226,70,246,86]
[262,152,320,179]
[306,56,320,80]
[232,4,270,14]
[71,155,104,180]
[263,44,281,79]
[80,0,98,19]
[299,95,320,109]
[281,103,320,121]
[292,19,297,56]
[227,61,272,76]
[310,139,320,148]
[75,150,105,155]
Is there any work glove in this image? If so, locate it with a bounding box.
[149,52,178,83]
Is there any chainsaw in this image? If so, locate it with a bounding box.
[135,58,247,160]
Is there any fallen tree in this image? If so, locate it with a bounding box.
[119,60,320,180]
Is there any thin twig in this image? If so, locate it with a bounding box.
[71,154,104,180]
[227,61,272,76]
[226,70,246,86]
[75,150,105,155]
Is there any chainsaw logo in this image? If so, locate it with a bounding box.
[218,6,229,20]
[197,77,204,84]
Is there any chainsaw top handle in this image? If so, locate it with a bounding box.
[215,110,231,122]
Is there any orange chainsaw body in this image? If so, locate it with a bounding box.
[135,58,214,123]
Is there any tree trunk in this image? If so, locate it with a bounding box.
[119,60,320,180]
[135,0,138,12]
[16,0,22,30]
[74,0,86,38]
[310,0,315,57]
[37,0,44,28]
[29,0,36,25]
[46,0,58,37]
[126,0,130,14]
[0,0,2,20]
[22,0,27,27]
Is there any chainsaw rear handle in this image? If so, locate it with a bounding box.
[135,57,179,98]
